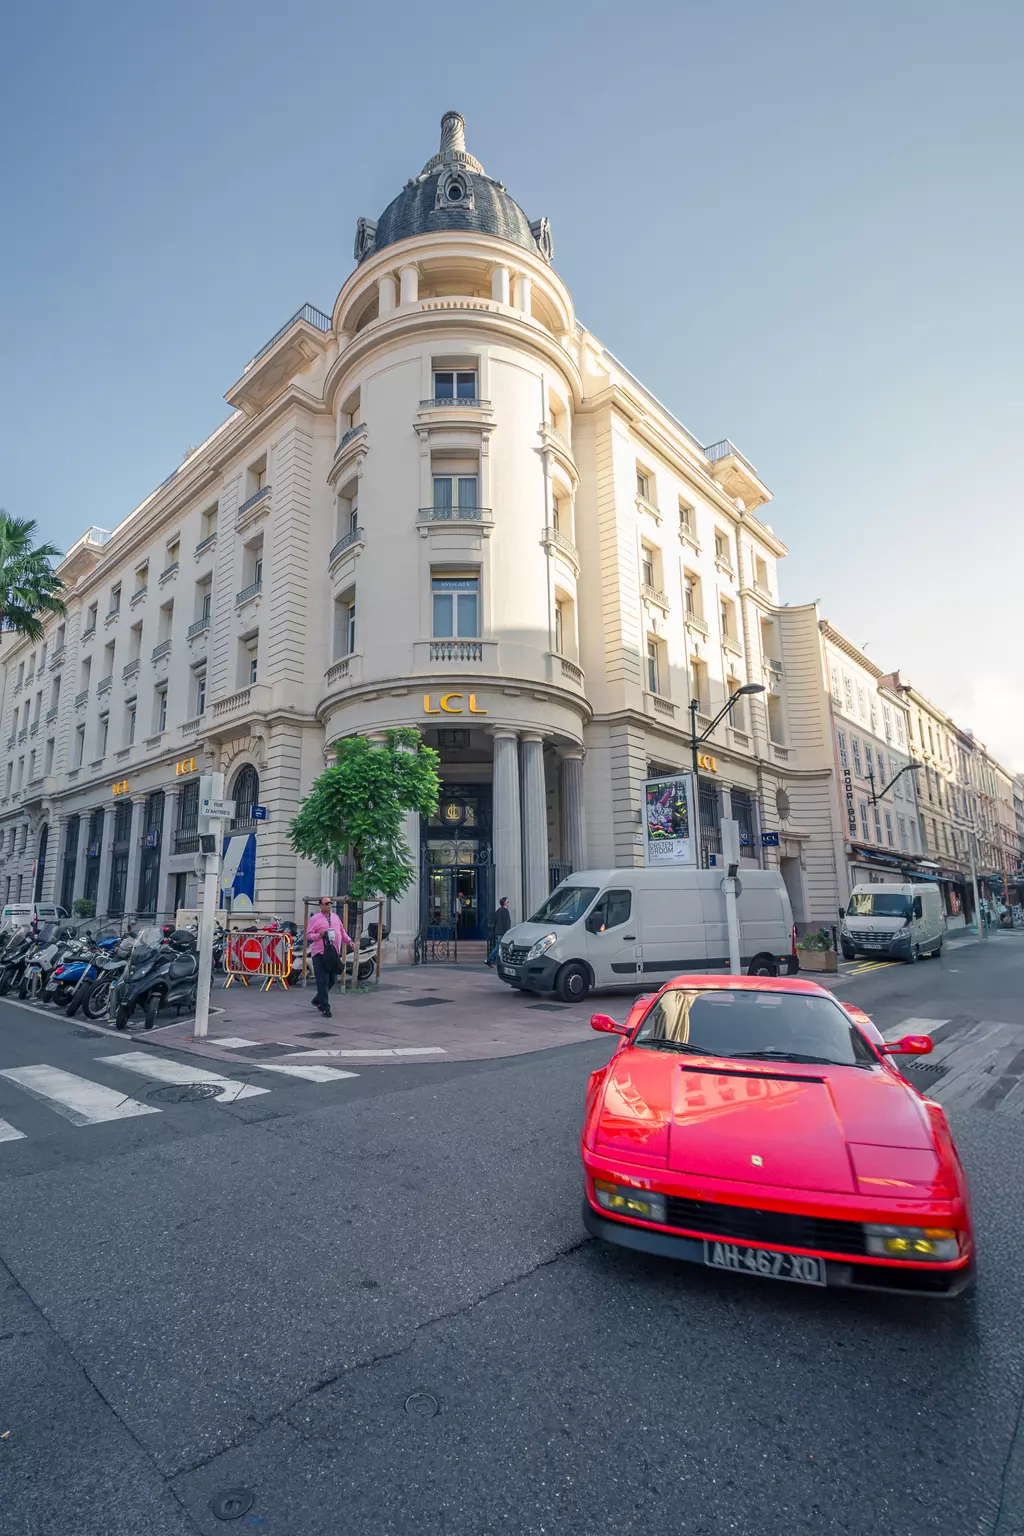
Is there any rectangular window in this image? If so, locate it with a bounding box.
[859,801,870,841]
[898,814,908,850]
[851,737,863,776]
[884,811,894,846]
[678,499,694,535]
[432,577,479,639]
[636,468,650,501]
[640,548,655,589]
[110,583,121,614]
[98,715,109,758]
[865,743,875,781]
[877,750,887,785]
[836,728,848,769]
[896,715,906,746]
[646,640,659,695]
[433,369,476,400]
[195,672,207,716]
[873,805,884,844]
[127,706,136,747]
[554,602,564,655]
[157,689,168,733]
[830,665,842,703]
[714,530,732,567]
[843,674,854,712]
[74,723,86,768]
[432,475,478,512]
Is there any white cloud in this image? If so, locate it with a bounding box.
[942,676,1024,773]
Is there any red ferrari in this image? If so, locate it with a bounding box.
[581,975,974,1297]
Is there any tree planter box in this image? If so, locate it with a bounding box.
[797,950,837,973]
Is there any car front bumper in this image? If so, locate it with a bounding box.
[582,1200,975,1297]
[495,954,560,992]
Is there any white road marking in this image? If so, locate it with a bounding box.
[287,1046,447,1059]
[98,1052,269,1103]
[883,1017,951,1040]
[0,1065,161,1126]
[255,1063,359,1083]
[214,1038,260,1049]
[0,1118,26,1143]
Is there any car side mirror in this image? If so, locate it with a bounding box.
[885,1034,933,1056]
[591,1013,630,1036]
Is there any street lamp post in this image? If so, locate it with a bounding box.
[689,684,765,867]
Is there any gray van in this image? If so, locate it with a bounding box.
[496,867,797,1002]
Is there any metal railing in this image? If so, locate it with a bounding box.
[187,616,210,638]
[122,659,141,679]
[418,506,489,522]
[429,640,484,663]
[105,608,120,623]
[235,579,262,607]
[418,397,491,410]
[765,658,784,675]
[45,706,58,723]
[81,625,96,641]
[160,562,179,581]
[703,439,761,480]
[194,533,217,557]
[130,586,147,605]
[335,423,366,455]
[49,646,66,668]
[151,640,172,662]
[330,527,364,562]
[641,583,670,609]
[236,486,271,520]
[75,689,89,707]
[542,526,579,562]
[248,303,331,368]
[29,721,39,737]
[97,675,113,693]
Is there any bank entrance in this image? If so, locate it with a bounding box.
[421,785,493,942]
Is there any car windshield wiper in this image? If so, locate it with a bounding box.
[730,1049,839,1066]
[636,1038,720,1055]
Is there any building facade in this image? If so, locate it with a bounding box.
[0,112,809,958]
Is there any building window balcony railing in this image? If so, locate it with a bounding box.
[334,423,367,457]
[187,616,211,639]
[714,556,736,578]
[418,397,492,411]
[685,613,709,638]
[151,640,172,662]
[542,526,580,566]
[635,494,662,524]
[24,670,34,685]
[324,653,362,689]
[180,716,205,737]
[764,657,784,677]
[81,625,96,642]
[49,646,66,669]
[550,653,584,686]
[330,527,364,563]
[417,506,491,524]
[97,675,113,694]
[541,421,573,454]
[75,689,89,707]
[130,586,148,607]
[160,562,180,583]
[45,707,58,723]
[641,584,670,611]
[678,522,700,551]
[236,486,271,524]
[235,578,262,608]
[105,608,120,625]
[753,580,772,599]
[723,634,743,657]
[647,693,676,717]
[17,728,27,743]
[122,658,141,680]
[703,438,760,480]
[6,735,15,749]
[194,533,218,558]
[428,639,484,663]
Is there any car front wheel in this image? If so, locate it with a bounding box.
[747,954,778,977]
[555,963,590,1004]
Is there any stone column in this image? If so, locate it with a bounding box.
[492,729,522,923]
[520,734,549,919]
[389,807,421,964]
[72,816,91,904]
[513,273,532,315]
[399,265,419,305]
[123,797,146,923]
[560,750,587,873]
[491,264,510,304]
[378,273,397,313]
[95,804,115,919]
[157,787,179,925]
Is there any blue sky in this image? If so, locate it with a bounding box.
[2,0,1021,765]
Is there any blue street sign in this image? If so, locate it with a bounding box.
[761,831,780,847]
[251,805,268,821]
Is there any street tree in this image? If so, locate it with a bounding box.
[0,512,66,645]
[288,728,440,899]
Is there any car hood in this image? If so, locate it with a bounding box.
[502,921,570,948]
[594,1052,949,1197]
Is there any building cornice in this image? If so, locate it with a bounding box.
[818,621,882,678]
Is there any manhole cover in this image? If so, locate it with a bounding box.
[529,1003,571,1013]
[210,1487,255,1521]
[405,1392,439,1417]
[397,997,449,1008]
[147,1083,223,1104]
[301,1031,334,1038]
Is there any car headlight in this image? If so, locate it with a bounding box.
[593,1179,667,1224]
[526,932,557,961]
[864,1224,960,1262]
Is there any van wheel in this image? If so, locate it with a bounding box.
[556,963,590,1004]
[907,946,919,964]
[841,944,856,960]
[931,939,943,958]
[747,954,778,977]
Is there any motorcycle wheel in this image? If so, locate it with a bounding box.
[0,971,9,996]
[17,977,29,1000]
[65,987,84,1017]
[357,958,376,982]
[115,1004,130,1031]
[144,991,160,1030]
[84,980,112,1021]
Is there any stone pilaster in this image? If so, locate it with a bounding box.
[560,750,587,873]
[492,729,522,924]
[520,734,549,920]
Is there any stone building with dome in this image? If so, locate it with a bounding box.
[0,112,834,958]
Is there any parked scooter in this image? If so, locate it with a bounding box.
[72,933,136,1021]
[0,923,53,998]
[344,920,389,985]
[108,926,201,1031]
[22,923,81,1001]
[48,928,121,1011]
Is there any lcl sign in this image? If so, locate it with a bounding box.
[422,694,488,715]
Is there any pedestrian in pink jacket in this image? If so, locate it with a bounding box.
[306,897,351,1017]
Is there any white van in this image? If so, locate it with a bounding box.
[0,903,68,928]
[496,867,797,1002]
[840,882,945,963]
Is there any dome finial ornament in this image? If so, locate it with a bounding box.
[439,111,466,157]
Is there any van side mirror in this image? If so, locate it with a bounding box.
[584,912,604,934]
[591,1013,630,1036]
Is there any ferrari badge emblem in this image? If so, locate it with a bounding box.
[751,1155,764,1167]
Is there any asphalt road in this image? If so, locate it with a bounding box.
[1,937,1023,1535]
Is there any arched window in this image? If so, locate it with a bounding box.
[230,765,260,829]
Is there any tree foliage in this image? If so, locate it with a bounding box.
[0,513,67,645]
[288,728,441,899]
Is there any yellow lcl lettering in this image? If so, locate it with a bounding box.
[468,694,487,714]
[423,694,441,715]
[440,693,463,713]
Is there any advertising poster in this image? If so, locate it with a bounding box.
[220,833,257,911]
[642,775,697,866]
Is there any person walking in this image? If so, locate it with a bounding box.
[486,896,512,967]
[306,896,351,1017]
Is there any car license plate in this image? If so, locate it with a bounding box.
[499,964,521,979]
[703,1240,825,1286]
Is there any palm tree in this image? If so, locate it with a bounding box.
[0,512,66,645]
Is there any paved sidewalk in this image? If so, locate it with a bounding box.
[149,962,614,1067]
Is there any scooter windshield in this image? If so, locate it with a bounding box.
[127,926,164,977]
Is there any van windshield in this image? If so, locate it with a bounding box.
[529,886,600,925]
[848,893,911,918]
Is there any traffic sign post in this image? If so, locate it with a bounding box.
[194,773,226,1039]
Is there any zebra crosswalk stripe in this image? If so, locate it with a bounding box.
[255,1063,358,1083]
[0,1117,26,1143]
[98,1052,270,1103]
[0,1065,161,1126]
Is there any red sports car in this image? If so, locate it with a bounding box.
[581,975,974,1297]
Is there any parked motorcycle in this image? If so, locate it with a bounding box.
[22,923,80,1001]
[73,933,136,1021]
[0,923,52,998]
[48,928,120,1012]
[108,926,200,1031]
[345,920,389,985]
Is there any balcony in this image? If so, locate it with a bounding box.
[678,521,700,551]
[236,486,271,532]
[45,707,58,723]
[160,562,179,583]
[5,735,14,750]
[335,422,367,457]
[122,658,141,681]
[97,674,113,694]
[685,612,709,638]
[645,693,676,718]
[418,396,492,411]
[194,532,218,558]
[235,578,262,609]
[13,680,22,695]
[330,527,365,565]
[754,580,772,600]
[417,506,492,526]
[714,554,736,578]
[702,439,769,510]
[130,586,148,607]
[75,689,89,708]
[413,639,498,671]
[105,608,120,625]
[546,653,585,688]
[324,653,362,689]
[641,584,670,612]
[635,494,662,525]
[81,625,96,643]
[541,422,573,456]
[210,682,271,725]
[765,657,785,677]
[180,716,205,738]
[49,646,66,669]
[187,616,211,639]
[24,670,34,685]
[542,526,580,570]
[151,639,172,663]
[723,634,743,657]
[29,720,40,738]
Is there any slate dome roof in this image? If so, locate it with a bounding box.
[354,112,551,267]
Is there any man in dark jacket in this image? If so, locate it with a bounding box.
[486,897,512,966]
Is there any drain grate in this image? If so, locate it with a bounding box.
[147,1082,223,1104]
[397,997,449,1008]
[905,1062,948,1079]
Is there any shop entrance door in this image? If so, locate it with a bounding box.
[421,786,493,942]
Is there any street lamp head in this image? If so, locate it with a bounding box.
[736,683,765,697]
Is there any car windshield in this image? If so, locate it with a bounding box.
[528,886,600,926]
[633,988,877,1068]
[848,892,911,917]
